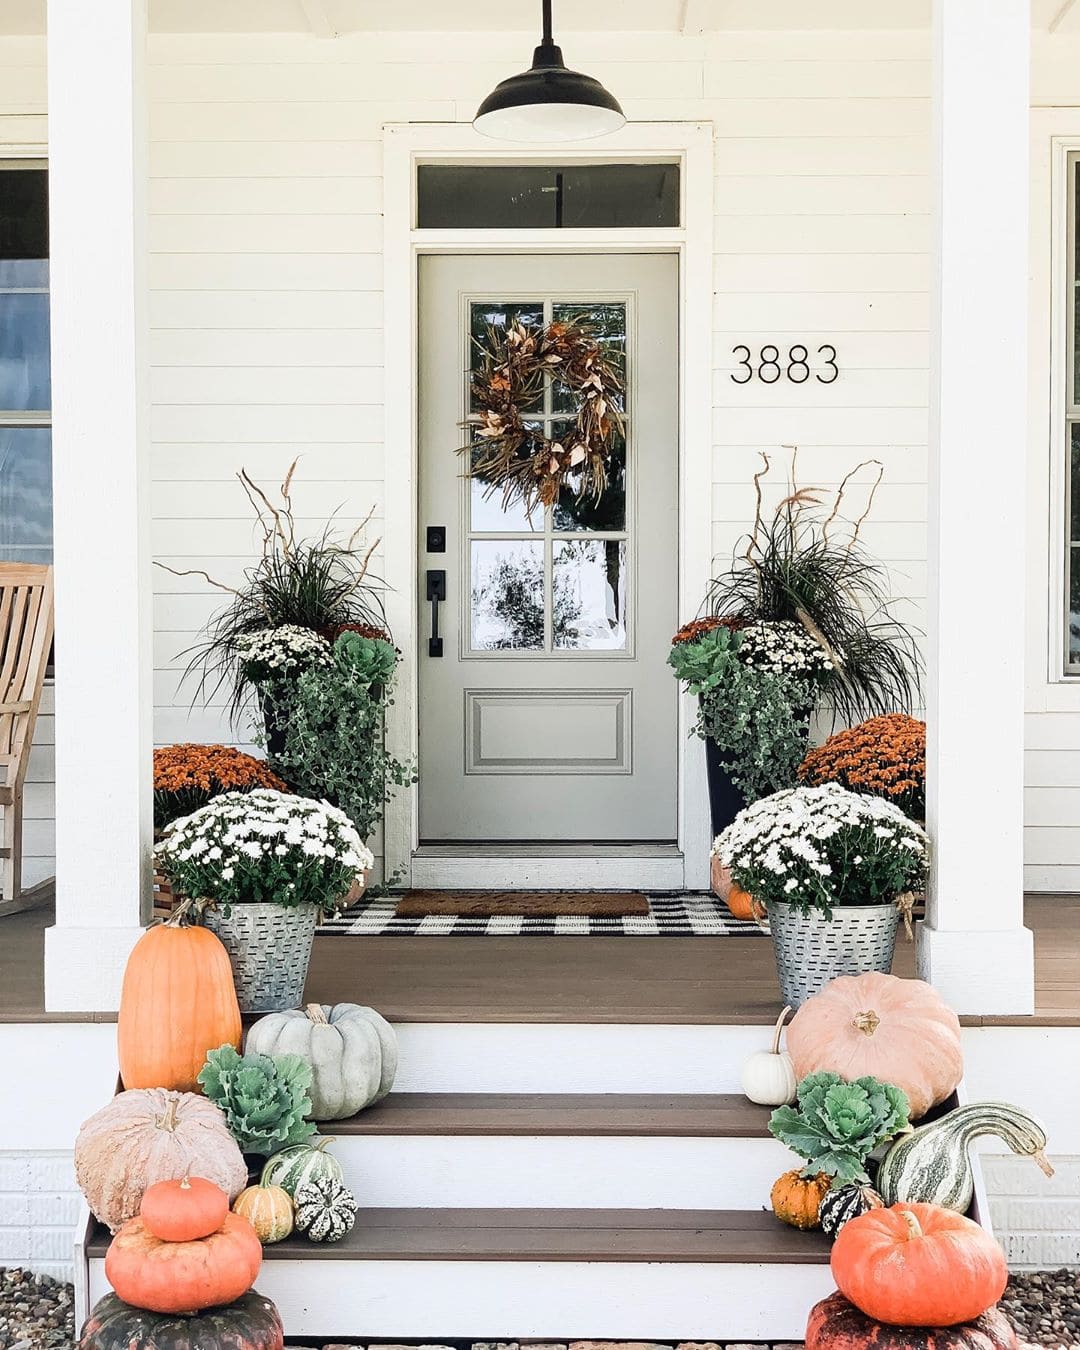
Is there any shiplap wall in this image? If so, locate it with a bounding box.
[0,25,1078,888]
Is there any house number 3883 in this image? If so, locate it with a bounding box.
[730,344,839,385]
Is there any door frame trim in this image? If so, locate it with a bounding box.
[382,121,715,890]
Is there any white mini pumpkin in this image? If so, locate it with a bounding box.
[740,1006,797,1106]
[246,1002,398,1121]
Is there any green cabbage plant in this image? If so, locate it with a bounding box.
[199,1044,316,1155]
[769,1070,910,1182]
[334,630,398,691]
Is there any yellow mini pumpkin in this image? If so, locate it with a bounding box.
[233,1182,294,1245]
[770,1169,830,1230]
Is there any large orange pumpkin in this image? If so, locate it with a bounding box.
[831,1203,1008,1327]
[786,972,962,1119]
[117,916,241,1093]
[806,1290,1018,1349]
[104,1211,262,1314]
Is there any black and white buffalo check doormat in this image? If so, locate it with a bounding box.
[318,892,768,937]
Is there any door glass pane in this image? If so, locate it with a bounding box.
[0,427,52,563]
[553,539,627,651]
[554,429,626,533]
[470,436,541,533]
[418,163,680,230]
[471,539,545,650]
[470,301,543,413]
[551,302,626,414]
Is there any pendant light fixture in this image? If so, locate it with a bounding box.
[473,0,626,143]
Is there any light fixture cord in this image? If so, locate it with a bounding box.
[542,0,553,45]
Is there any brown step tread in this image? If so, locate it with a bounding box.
[322,1092,774,1138]
[88,1208,831,1264]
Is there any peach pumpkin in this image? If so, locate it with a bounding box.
[786,973,962,1120]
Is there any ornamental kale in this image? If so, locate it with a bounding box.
[199,1044,316,1156]
[769,1070,910,1182]
[333,630,398,692]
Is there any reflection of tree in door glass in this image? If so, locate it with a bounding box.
[553,540,627,651]
[470,540,582,651]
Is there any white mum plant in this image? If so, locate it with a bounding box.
[735,619,835,683]
[156,788,374,914]
[714,781,928,917]
[236,625,333,685]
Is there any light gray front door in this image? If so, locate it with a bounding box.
[418,253,678,843]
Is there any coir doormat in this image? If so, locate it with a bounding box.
[394,890,650,919]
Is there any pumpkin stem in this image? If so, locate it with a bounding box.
[852,1009,881,1036]
[306,1003,330,1025]
[770,1006,791,1056]
[156,1096,180,1134]
[899,1209,923,1240]
[179,1176,191,1191]
[1034,1149,1056,1178]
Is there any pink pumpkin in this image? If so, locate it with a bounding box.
[786,973,963,1120]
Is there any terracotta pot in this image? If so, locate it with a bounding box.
[710,854,733,901]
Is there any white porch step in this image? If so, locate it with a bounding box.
[87,1208,833,1343]
[390,1023,773,1094]
[321,1093,798,1209]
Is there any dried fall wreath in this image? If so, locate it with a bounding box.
[460,318,625,516]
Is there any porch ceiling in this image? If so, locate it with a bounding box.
[2,0,1079,35]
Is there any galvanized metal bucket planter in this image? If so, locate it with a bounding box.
[203,901,318,1013]
[768,899,899,1009]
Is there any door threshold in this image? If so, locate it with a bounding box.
[410,844,684,891]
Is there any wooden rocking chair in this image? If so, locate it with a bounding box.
[0,564,54,918]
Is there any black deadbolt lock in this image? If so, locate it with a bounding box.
[426,525,447,553]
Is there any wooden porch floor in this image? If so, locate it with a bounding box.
[2,892,1077,1025]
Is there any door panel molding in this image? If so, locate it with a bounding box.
[382,121,715,890]
[464,688,632,776]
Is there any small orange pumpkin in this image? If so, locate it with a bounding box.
[139,1176,228,1243]
[117,914,242,1093]
[726,884,763,922]
[104,1211,262,1314]
[771,1169,830,1230]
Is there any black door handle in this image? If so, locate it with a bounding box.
[426,569,446,657]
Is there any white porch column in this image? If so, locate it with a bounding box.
[43,0,151,1010]
[918,0,1034,1014]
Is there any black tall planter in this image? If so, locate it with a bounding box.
[704,738,747,837]
[260,690,290,759]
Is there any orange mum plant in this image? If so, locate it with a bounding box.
[798,714,926,820]
[153,743,288,830]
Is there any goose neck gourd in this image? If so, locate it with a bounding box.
[877,1101,1053,1212]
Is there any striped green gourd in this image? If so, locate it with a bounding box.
[260,1138,342,1198]
[877,1101,1053,1212]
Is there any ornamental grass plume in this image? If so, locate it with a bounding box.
[152,743,288,830]
[799,713,926,820]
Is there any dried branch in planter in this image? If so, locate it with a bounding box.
[707,449,923,724]
[156,458,387,723]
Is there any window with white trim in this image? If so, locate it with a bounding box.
[0,163,51,565]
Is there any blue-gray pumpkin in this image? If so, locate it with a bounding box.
[246,1002,397,1121]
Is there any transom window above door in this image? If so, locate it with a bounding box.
[465,297,630,655]
[417,162,680,230]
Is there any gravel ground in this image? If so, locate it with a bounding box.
[0,1270,74,1349]
[3,1267,1079,1350]
[1002,1269,1080,1349]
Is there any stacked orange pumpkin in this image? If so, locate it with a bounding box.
[79,1177,284,1350]
[106,1176,263,1315]
[806,1202,1017,1349]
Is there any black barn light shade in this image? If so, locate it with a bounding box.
[473,0,626,142]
